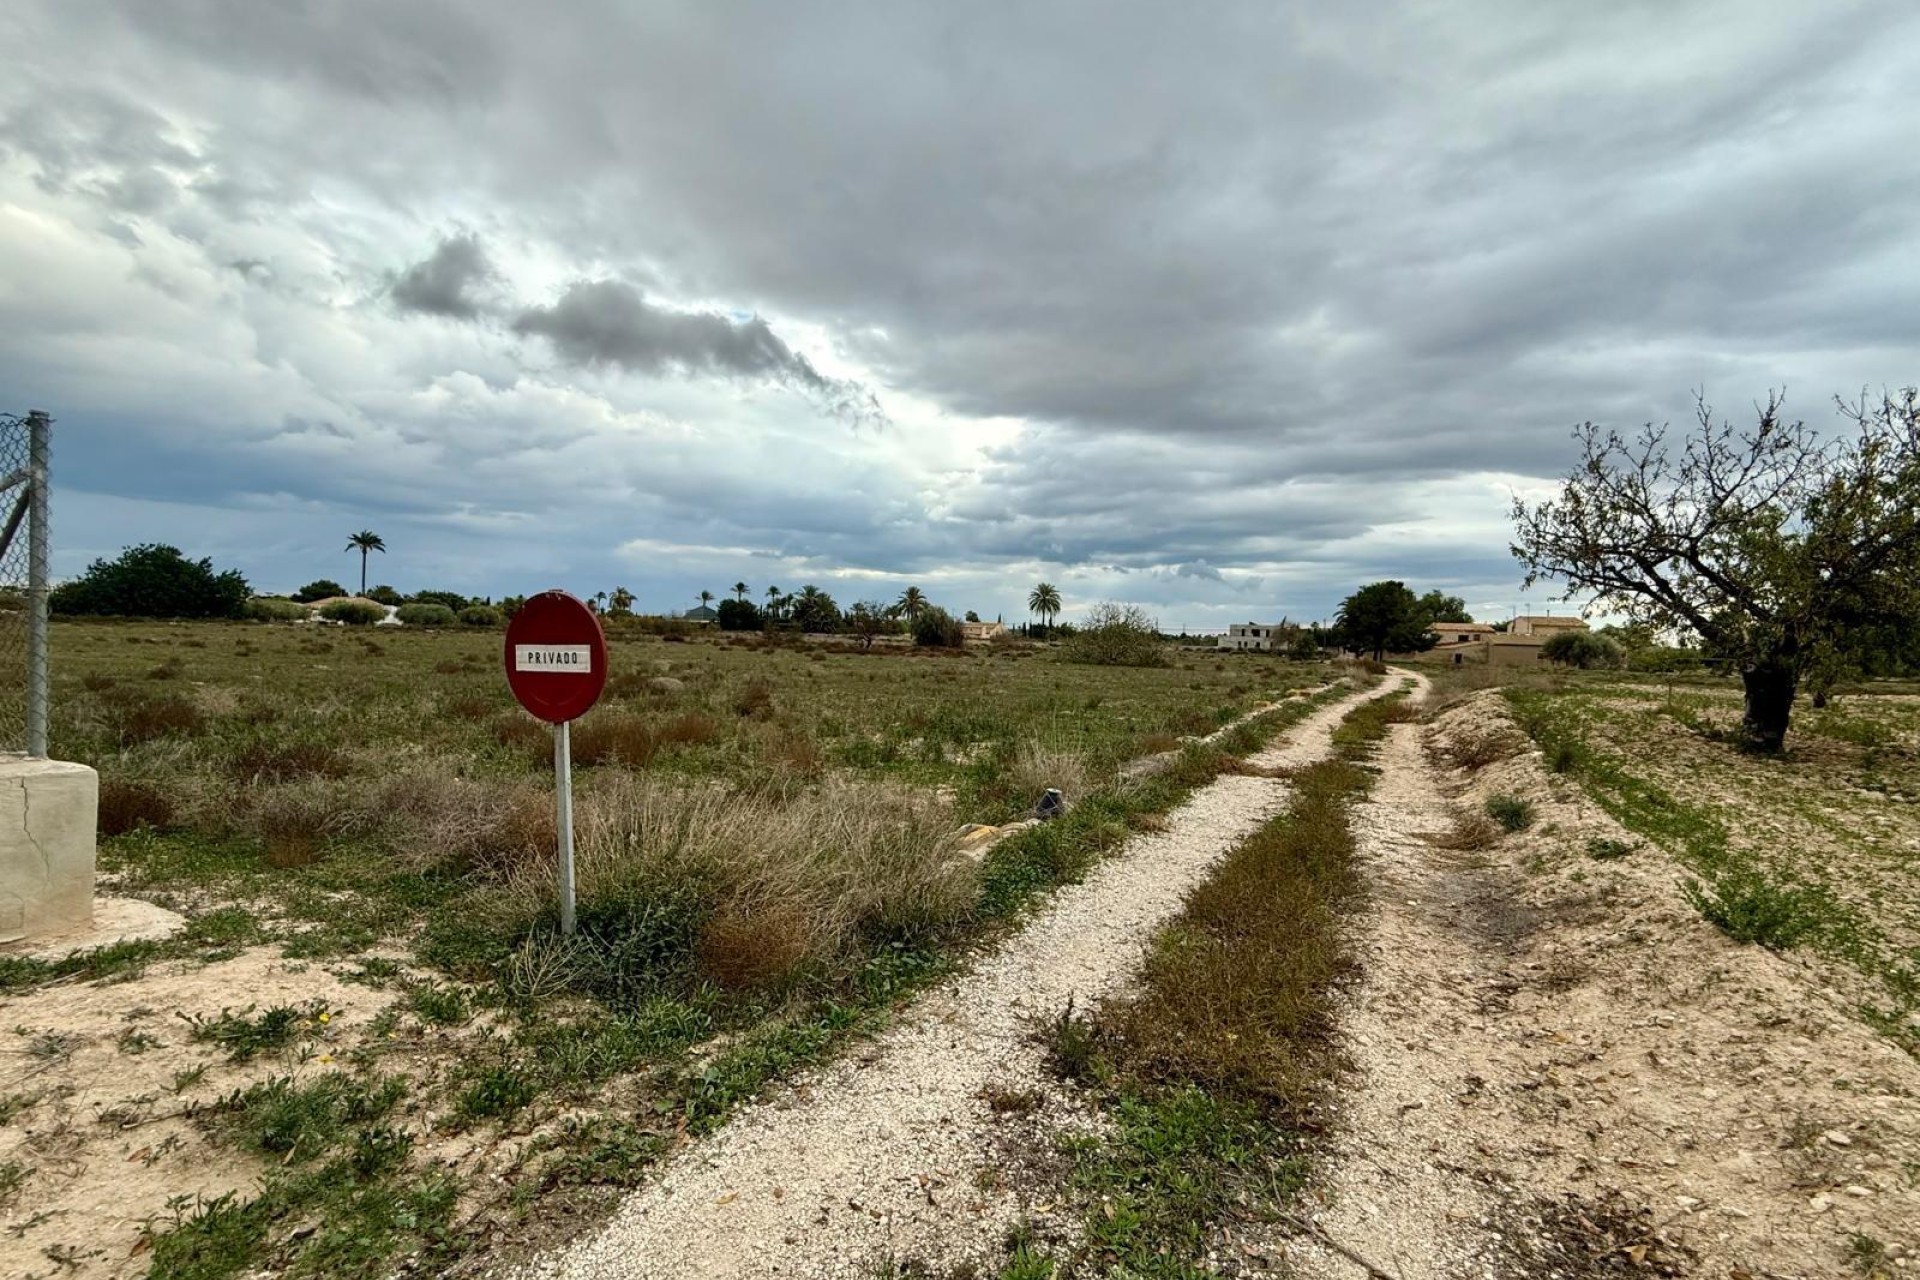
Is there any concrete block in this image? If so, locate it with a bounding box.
[0,756,98,944]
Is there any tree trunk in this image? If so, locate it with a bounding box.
[1739,661,1798,754]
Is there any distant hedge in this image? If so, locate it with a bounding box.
[459,605,502,628]
[245,597,308,622]
[396,603,458,628]
[320,600,386,626]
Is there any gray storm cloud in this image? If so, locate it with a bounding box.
[390,234,495,319]
[512,280,885,427]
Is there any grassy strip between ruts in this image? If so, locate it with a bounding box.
[136,680,1371,1280]
[1000,681,1414,1279]
[1501,688,1919,1055]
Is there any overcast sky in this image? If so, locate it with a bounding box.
[3,2,1916,628]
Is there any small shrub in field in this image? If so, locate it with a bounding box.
[571,715,658,767]
[81,671,117,692]
[243,597,307,622]
[1683,868,1818,950]
[434,658,466,675]
[1440,729,1522,771]
[319,599,385,626]
[1485,794,1536,832]
[184,1001,329,1061]
[759,724,825,777]
[1586,837,1635,860]
[1138,732,1182,755]
[911,607,965,648]
[148,657,186,680]
[698,900,814,990]
[1546,739,1582,774]
[443,691,496,720]
[227,739,349,783]
[103,690,205,745]
[490,712,552,765]
[1541,629,1622,669]
[1426,812,1501,851]
[455,1064,536,1120]
[657,713,720,749]
[250,788,337,868]
[1061,602,1168,668]
[733,679,775,719]
[458,605,502,628]
[98,778,176,836]
[397,603,458,627]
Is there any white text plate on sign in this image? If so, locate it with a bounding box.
[514,645,593,673]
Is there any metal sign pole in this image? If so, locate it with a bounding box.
[25,411,50,760]
[555,718,576,935]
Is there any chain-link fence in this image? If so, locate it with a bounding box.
[0,411,49,757]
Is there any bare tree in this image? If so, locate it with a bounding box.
[1512,389,1920,752]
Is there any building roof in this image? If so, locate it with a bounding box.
[1432,621,1494,633]
[1515,615,1585,628]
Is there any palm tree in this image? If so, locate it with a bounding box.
[1028,581,1062,634]
[609,586,634,616]
[895,586,927,619]
[697,590,715,615]
[344,530,385,595]
[732,581,750,602]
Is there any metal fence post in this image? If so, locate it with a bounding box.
[25,411,48,759]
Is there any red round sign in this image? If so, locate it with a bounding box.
[503,590,608,724]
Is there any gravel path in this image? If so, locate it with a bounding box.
[521,679,1392,1280]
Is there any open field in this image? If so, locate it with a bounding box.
[1,618,1347,1279]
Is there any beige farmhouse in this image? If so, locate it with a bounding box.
[1404,614,1589,666]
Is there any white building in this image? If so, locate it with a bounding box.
[1218,621,1284,652]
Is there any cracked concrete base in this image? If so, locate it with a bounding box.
[0,755,98,944]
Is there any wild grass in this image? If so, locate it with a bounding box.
[46,618,1347,1275]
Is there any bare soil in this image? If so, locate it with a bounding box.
[1288,684,1920,1280]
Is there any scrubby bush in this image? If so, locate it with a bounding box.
[459,605,502,627]
[911,606,965,648]
[396,603,458,627]
[1541,629,1623,670]
[1485,794,1536,832]
[364,584,404,606]
[1628,645,1704,674]
[245,597,307,622]
[292,579,346,603]
[1061,602,1168,667]
[319,599,386,626]
[410,590,469,611]
[716,599,763,631]
[52,544,249,619]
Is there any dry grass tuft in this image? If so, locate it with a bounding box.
[490,712,552,765]
[657,712,720,749]
[227,739,350,783]
[698,899,815,990]
[97,778,176,836]
[733,679,776,719]
[147,657,186,681]
[758,724,825,777]
[1424,811,1503,851]
[538,775,972,983]
[1008,740,1092,807]
[443,692,496,721]
[1438,727,1525,771]
[1137,731,1182,756]
[81,671,116,693]
[570,714,658,768]
[101,689,205,745]
[250,786,339,868]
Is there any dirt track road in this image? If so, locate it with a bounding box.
[523,679,1396,1280]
